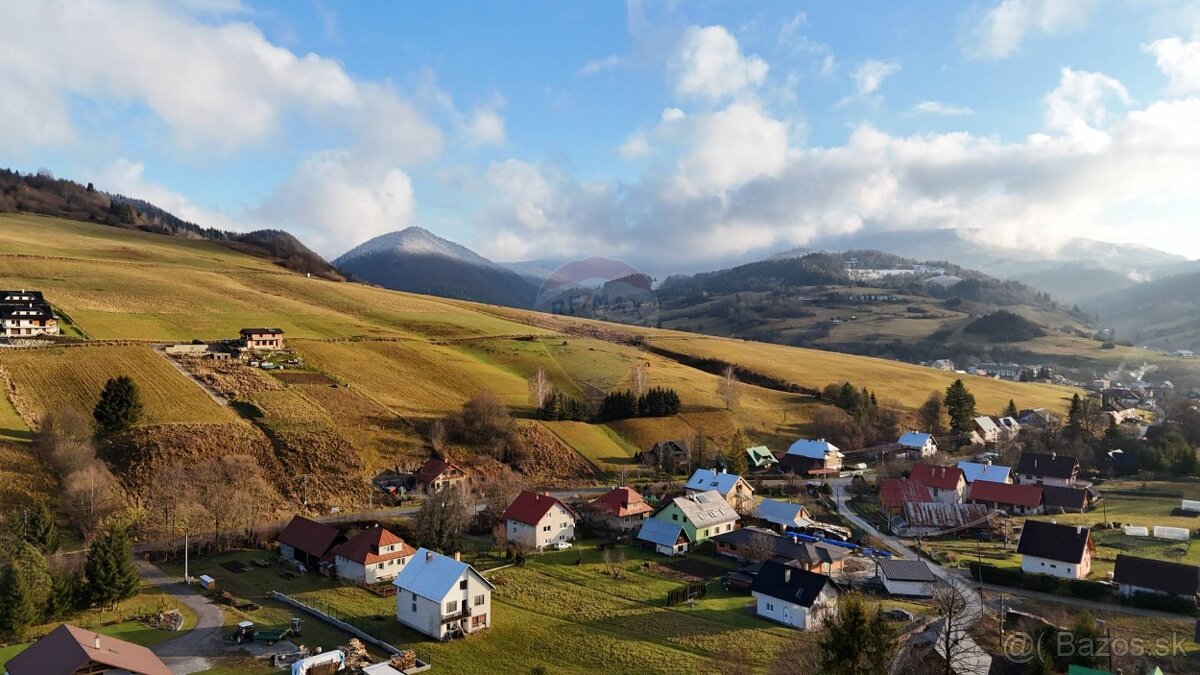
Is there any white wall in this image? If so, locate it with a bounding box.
[1021,554,1087,579]
[508,503,576,550]
[336,554,410,584]
[1017,474,1073,488]
[753,593,811,630]
[395,572,492,640]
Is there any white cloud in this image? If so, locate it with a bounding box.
[852,59,901,95]
[661,108,686,122]
[1146,36,1200,94]
[672,25,768,100]
[98,159,242,231]
[1043,67,1130,148]
[965,0,1095,59]
[464,108,506,147]
[912,100,974,116]
[674,102,790,195]
[576,54,624,77]
[618,132,652,158]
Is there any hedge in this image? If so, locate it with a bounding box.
[967,562,1197,615]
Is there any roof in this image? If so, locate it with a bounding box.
[750,560,834,608]
[877,559,936,583]
[666,490,740,527]
[998,416,1021,431]
[1041,485,1089,510]
[589,487,653,518]
[909,463,964,491]
[5,623,171,675]
[785,438,842,459]
[1017,520,1092,564]
[1113,554,1200,596]
[878,478,933,510]
[276,516,341,558]
[412,457,466,485]
[901,502,992,529]
[1016,452,1078,479]
[969,480,1043,508]
[638,518,688,547]
[503,490,577,526]
[746,446,778,466]
[955,461,1011,484]
[651,439,689,454]
[392,548,493,600]
[712,527,848,567]
[754,499,811,528]
[898,432,933,448]
[1018,408,1054,425]
[974,416,1001,435]
[685,469,748,496]
[328,526,416,565]
[239,327,284,335]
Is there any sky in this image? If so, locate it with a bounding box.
[4,0,1200,272]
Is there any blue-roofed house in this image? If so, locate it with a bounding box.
[897,432,937,457]
[746,446,779,470]
[393,548,494,640]
[780,439,843,474]
[685,468,755,511]
[956,461,1012,485]
[753,499,813,531]
[637,518,690,556]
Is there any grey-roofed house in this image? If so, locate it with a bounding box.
[877,559,937,597]
[898,432,937,457]
[712,526,849,574]
[750,560,837,630]
[1015,451,1080,488]
[637,518,690,556]
[753,498,813,531]
[1113,554,1200,601]
[649,490,740,544]
[973,416,1001,444]
[685,468,755,511]
[393,548,494,640]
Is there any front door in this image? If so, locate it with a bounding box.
[783,606,791,624]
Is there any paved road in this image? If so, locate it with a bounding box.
[136,559,226,675]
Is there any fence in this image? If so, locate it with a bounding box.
[270,591,407,657]
[665,581,710,606]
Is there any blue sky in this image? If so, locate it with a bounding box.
[3,0,1200,271]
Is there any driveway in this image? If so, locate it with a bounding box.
[136,559,227,675]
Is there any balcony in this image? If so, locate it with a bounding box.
[440,605,472,624]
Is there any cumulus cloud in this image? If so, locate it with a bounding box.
[672,25,768,100]
[912,100,974,116]
[618,132,652,158]
[576,55,624,77]
[1145,36,1200,94]
[965,0,1095,59]
[464,108,507,147]
[661,108,686,122]
[852,59,901,95]
[673,102,790,195]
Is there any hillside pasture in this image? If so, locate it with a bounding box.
[540,421,641,471]
[0,442,54,508]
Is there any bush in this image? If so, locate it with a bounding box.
[1125,590,1197,616]
[966,562,1195,614]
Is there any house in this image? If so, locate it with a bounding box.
[930,359,956,371]
[967,480,1043,515]
[746,445,779,469]
[973,416,1001,444]
[412,458,470,492]
[588,486,654,532]
[781,438,843,475]
[1017,520,1093,579]
[4,623,171,675]
[502,491,577,550]
[897,502,992,536]
[393,549,493,640]
[956,461,1011,485]
[877,559,937,597]
[1017,408,1056,428]
[997,417,1022,441]
[328,526,416,585]
[1041,485,1094,513]
[636,439,691,472]
[651,490,740,544]
[750,561,838,630]
[239,327,285,350]
[1,303,59,337]
[637,518,691,556]
[1113,554,1200,601]
[712,527,849,574]
[909,464,966,504]
[897,432,938,457]
[1172,349,1196,358]
[276,516,342,567]
[753,498,812,531]
[1015,452,1079,487]
[878,478,933,517]
[685,468,755,511]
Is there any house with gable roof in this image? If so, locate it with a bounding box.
[649,489,739,544]
[4,623,170,675]
[1015,451,1080,488]
[898,432,938,457]
[746,445,779,469]
[275,515,342,568]
[587,486,654,532]
[909,463,966,504]
[502,490,578,550]
[685,468,755,511]
[750,561,838,630]
[393,548,494,640]
[956,461,1011,485]
[1017,520,1093,579]
[328,525,416,584]
[780,439,843,475]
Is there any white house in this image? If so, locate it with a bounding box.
[753,499,813,531]
[502,491,578,550]
[1017,520,1093,580]
[1015,452,1079,488]
[393,549,494,640]
[909,464,966,504]
[973,416,1001,444]
[685,468,755,511]
[955,461,1011,485]
[750,560,837,630]
[877,559,937,597]
[1113,554,1200,600]
[782,438,843,474]
[897,432,937,457]
[328,526,416,585]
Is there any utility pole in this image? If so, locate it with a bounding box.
[184,530,190,584]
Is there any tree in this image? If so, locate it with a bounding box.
[943,380,977,434]
[918,392,948,436]
[85,525,140,609]
[716,365,741,410]
[63,463,121,536]
[527,367,553,409]
[1066,394,1085,439]
[1004,399,1019,419]
[818,593,898,674]
[93,375,144,435]
[726,448,749,477]
[18,502,60,554]
[741,530,778,562]
[10,542,52,610]
[929,584,985,675]
[415,486,472,552]
[36,408,94,474]
[631,363,649,398]
[0,565,36,640]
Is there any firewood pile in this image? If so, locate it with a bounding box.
[341,639,371,671]
[389,650,418,671]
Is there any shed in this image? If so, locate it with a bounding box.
[877,559,937,597]
[198,574,216,590]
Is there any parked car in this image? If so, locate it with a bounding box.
[553,541,573,550]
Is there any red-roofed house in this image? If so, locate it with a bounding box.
[413,457,470,492]
[329,525,417,584]
[879,478,933,516]
[909,464,966,504]
[588,487,654,532]
[967,480,1043,515]
[276,515,342,568]
[503,490,579,550]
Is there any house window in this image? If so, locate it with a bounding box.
[543,525,551,532]
[460,579,468,590]
[411,602,417,613]
[445,600,459,613]
[474,594,485,606]
[672,514,679,521]
[378,563,385,569]
[766,602,775,611]
[472,614,486,628]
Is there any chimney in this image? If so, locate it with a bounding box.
[454,551,461,562]
[94,636,101,650]
[784,568,792,583]
[792,536,798,544]
[1076,526,1081,535]
[425,550,433,563]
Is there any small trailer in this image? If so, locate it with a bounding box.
[230,618,301,645]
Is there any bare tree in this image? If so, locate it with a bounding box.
[428,419,447,454]
[929,584,987,675]
[527,367,553,409]
[62,463,121,536]
[631,363,649,398]
[716,365,742,410]
[477,470,526,529]
[742,530,778,562]
[416,486,473,551]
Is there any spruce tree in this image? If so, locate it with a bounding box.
[1004,399,1019,419]
[93,375,144,435]
[85,525,140,609]
[1066,393,1085,439]
[0,565,36,640]
[22,502,60,554]
[10,542,51,609]
[943,379,977,434]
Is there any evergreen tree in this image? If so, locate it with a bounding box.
[726,448,748,476]
[1066,394,1085,439]
[20,502,60,554]
[85,525,140,609]
[44,570,87,621]
[1004,399,1019,419]
[10,542,51,609]
[0,565,36,640]
[818,593,897,674]
[943,379,977,434]
[598,390,638,421]
[93,375,144,435]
